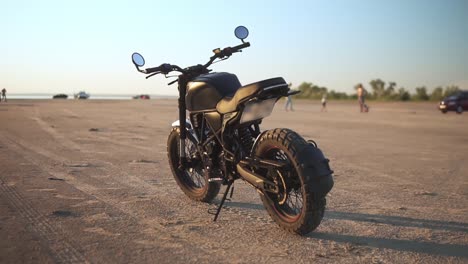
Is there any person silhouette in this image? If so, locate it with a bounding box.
[284,83,294,111]
[1,88,6,102]
[356,84,368,112]
[321,94,327,112]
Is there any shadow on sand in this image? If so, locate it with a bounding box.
[226,202,468,258]
[315,211,468,258]
[326,211,468,233]
[225,201,264,211]
[309,232,467,258]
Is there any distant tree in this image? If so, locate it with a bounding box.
[291,80,460,102]
[328,90,349,99]
[294,82,327,99]
[295,82,313,98]
[397,87,411,101]
[430,86,444,101]
[384,81,398,100]
[443,85,460,98]
[413,86,429,101]
[369,79,386,99]
[386,81,396,95]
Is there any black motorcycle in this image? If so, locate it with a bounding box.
[131,26,333,235]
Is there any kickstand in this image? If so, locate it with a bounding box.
[226,183,235,202]
[212,180,234,222]
[230,184,235,199]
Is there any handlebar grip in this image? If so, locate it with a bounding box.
[145,63,172,74]
[145,67,160,74]
[232,42,250,52]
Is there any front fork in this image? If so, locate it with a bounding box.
[178,77,188,169]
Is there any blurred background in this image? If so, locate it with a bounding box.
[1,0,467,99]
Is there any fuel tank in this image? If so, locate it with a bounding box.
[186,72,241,111]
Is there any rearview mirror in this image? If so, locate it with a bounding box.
[234,26,249,40]
[132,52,145,67]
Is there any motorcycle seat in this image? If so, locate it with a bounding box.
[216,77,287,114]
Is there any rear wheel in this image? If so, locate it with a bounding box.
[167,127,220,202]
[456,105,463,114]
[254,128,326,235]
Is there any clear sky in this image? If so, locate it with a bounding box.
[2,0,467,96]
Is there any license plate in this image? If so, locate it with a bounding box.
[439,105,446,109]
[240,98,276,124]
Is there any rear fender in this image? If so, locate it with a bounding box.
[297,142,334,196]
[250,130,269,156]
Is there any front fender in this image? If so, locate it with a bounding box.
[171,119,192,129]
[171,119,198,142]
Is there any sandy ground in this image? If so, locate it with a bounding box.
[0,99,467,263]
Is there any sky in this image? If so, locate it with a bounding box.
[1,0,467,96]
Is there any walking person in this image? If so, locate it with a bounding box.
[285,96,294,111]
[1,88,6,102]
[284,83,294,111]
[321,94,327,112]
[356,84,368,112]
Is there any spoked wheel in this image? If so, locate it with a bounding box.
[167,127,220,202]
[254,128,326,235]
[264,151,304,223]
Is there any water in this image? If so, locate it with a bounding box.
[7,94,177,100]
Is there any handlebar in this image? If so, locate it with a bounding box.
[204,42,250,67]
[232,42,251,52]
[139,41,250,78]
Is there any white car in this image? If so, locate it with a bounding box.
[74,91,90,99]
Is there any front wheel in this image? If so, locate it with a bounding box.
[254,128,329,235]
[167,127,220,202]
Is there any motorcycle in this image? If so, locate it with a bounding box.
[131,26,334,235]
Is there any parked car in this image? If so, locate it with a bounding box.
[133,94,150,100]
[74,91,90,99]
[52,94,68,99]
[439,91,468,114]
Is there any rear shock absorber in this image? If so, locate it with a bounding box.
[238,127,254,154]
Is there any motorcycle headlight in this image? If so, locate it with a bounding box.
[240,98,277,124]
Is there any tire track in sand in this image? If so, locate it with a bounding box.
[0,178,88,264]
[0,132,225,263]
